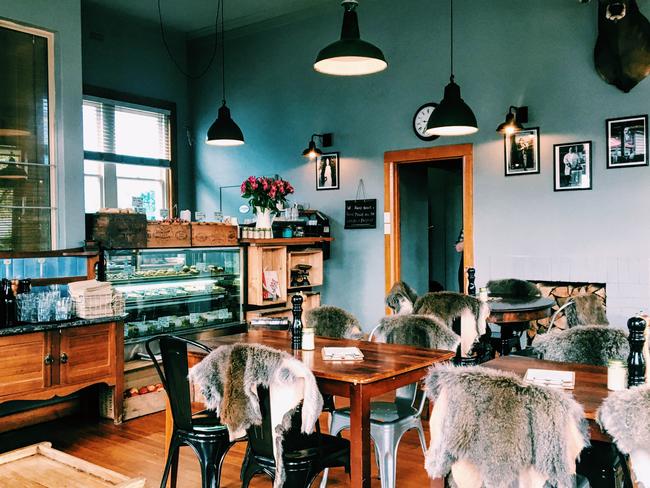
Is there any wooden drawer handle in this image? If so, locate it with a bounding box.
[44,354,54,365]
[60,352,68,364]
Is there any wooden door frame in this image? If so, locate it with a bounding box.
[384,143,474,294]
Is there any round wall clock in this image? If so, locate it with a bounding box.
[412,103,440,141]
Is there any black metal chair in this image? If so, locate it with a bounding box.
[145,335,235,488]
[241,385,350,488]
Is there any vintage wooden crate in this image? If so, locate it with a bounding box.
[146,222,191,248]
[0,442,145,487]
[191,223,238,247]
[86,213,147,249]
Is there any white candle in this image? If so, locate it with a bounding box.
[607,360,627,391]
[302,328,315,351]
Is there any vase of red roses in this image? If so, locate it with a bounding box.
[241,175,294,229]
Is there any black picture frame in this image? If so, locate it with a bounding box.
[315,152,340,191]
[606,114,648,169]
[504,127,540,176]
[553,141,592,192]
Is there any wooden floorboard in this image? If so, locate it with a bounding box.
[0,411,443,487]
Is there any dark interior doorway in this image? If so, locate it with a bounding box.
[398,159,463,295]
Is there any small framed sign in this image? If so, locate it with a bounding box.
[344,199,376,229]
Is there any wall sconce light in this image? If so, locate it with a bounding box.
[302,133,333,159]
[496,106,529,135]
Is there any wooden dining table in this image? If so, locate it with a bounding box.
[167,329,456,488]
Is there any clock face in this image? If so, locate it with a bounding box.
[413,103,440,141]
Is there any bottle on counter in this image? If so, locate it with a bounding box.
[2,278,16,327]
[291,294,303,350]
[17,278,32,294]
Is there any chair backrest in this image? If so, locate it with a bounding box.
[532,325,628,366]
[246,386,318,459]
[145,334,212,431]
[566,294,609,327]
[385,280,418,315]
[304,305,363,339]
[424,366,588,487]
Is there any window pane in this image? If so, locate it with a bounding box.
[82,103,101,152]
[0,25,52,251]
[115,163,167,179]
[117,178,165,219]
[84,175,102,213]
[114,107,169,160]
[84,160,103,176]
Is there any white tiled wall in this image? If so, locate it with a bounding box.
[479,255,650,328]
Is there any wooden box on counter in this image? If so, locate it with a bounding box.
[146,222,191,248]
[86,213,147,249]
[190,222,238,247]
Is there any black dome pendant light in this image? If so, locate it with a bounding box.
[206,0,244,146]
[314,0,387,76]
[425,0,478,137]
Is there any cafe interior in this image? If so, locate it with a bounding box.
[1,0,650,486]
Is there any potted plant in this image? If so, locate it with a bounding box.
[240,176,294,229]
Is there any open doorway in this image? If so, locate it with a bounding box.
[384,144,473,297]
[399,160,463,294]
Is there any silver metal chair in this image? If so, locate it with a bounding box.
[319,324,428,488]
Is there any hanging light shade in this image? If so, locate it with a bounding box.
[0,163,27,180]
[205,0,245,146]
[425,77,478,136]
[206,102,244,146]
[496,106,528,135]
[424,0,478,137]
[314,0,387,76]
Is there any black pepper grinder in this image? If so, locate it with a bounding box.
[2,278,16,328]
[291,294,303,350]
[467,268,476,296]
[628,316,647,387]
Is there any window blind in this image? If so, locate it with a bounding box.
[83,97,171,168]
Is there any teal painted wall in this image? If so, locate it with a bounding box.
[0,0,84,248]
[81,2,195,212]
[189,0,650,329]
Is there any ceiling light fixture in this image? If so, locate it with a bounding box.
[314,0,387,76]
[302,133,333,159]
[206,0,244,146]
[425,0,478,137]
[496,106,528,135]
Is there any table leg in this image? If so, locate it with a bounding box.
[349,384,371,488]
[164,394,173,488]
[499,326,514,356]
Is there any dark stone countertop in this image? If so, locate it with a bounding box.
[0,315,125,336]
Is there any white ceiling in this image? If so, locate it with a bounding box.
[83,0,332,35]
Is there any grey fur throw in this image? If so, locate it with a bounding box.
[486,279,540,299]
[188,343,323,488]
[413,292,489,356]
[424,366,589,488]
[565,294,609,327]
[598,385,650,487]
[304,305,364,339]
[373,314,460,351]
[533,325,628,366]
[385,280,419,315]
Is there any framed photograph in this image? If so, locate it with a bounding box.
[316,152,339,191]
[606,115,648,168]
[553,141,592,191]
[504,128,540,176]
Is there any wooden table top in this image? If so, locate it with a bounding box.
[484,356,608,420]
[192,329,456,385]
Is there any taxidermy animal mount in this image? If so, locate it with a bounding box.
[581,0,650,92]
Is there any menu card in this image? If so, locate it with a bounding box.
[524,368,575,389]
[322,347,364,361]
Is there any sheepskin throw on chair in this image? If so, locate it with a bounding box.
[424,366,589,488]
[189,343,323,488]
[533,325,629,366]
[304,305,364,339]
[598,384,650,487]
[413,291,489,357]
[486,278,540,299]
[385,280,419,315]
[373,314,460,352]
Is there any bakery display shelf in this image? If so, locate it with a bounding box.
[124,319,243,344]
[123,292,229,308]
[106,272,239,286]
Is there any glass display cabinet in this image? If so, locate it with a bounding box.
[101,247,243,350]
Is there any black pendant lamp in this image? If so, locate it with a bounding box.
[206,0,244,146]
[425,0,478,137]
[314,0,387,76]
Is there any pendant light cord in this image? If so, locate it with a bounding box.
[158,0,220,80]
[450,0,454,81]
[221,0,226,103]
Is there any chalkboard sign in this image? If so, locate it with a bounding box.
[344,199,377,229]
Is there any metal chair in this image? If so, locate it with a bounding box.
[145,335,235,488]
[320,325,428,488]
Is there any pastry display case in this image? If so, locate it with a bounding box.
[101,247,243,352]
